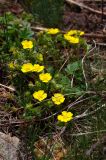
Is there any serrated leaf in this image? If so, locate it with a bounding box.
[65,61,81,75]
[60,75,70,86]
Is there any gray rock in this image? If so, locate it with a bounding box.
[0,132,20,160]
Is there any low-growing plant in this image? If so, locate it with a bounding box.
[0,11,106,160]
[0,12,87,121]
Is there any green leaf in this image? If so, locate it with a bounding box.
[65,61,81,75]
[63,87,83,97]
[60,75,70,86]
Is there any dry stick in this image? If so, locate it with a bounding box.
[0,96,93,126]
[82,40,97,90]
[101,0,104,22]
[84,34,106,39]
[31,26,47,32]
[70,130,106,137]
[96,42,106,46]
[74,103,106,120]
[31,26,106,39]
[0,83,15,92]
[40,93,92,121]
[58,57,69,73]
[65,0,106,16]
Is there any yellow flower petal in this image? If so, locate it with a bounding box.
[67,30,84,36]
[67,112,73,117]
[57,115,63,121]
[39,73,52,83]
[69,36,79,43]
[64,34,79,44]
[57,111,73,122]
[21,63,33,73]
[33,90,47,101]
[62,111,67,116]
[67,30,78,36]
[46,28,60,34]
[33,64,44,72]
[52,93,65,105]
[21,40,33,49]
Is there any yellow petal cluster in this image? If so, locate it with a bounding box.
[21,63,44,73]
[64,34,79,44]
[46,28,60,34]
[57,111,73,122]
[33,90,47,101]
[39,73,52,83]
[52,93,65,105]
[21,63,33,73]
[21,40,33,49]
[67,30,84,36]
[33,64,44,72]
[64,30,84,44]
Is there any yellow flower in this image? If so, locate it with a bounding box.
[67,30,78,36]
[64,34,71,41]
[68,36,79,44]
[67,30,84,36]
[64,30,84,44]
[21,40,33,49]
[52,93,65,105]
[46,28,60,34]
[39,73,52,83]
[64,34,79,44]
[32,64,44,72]
[33,90,47,101]
[79,31,84,36]
[57,111,73,122]
[21,63,33,73]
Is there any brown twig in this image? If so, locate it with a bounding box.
[65,0,106,16]
[0,83,15,92]
[74,104,106,120]
[31,26,106,39]
[69,130,106,137]
[84,33,106,39]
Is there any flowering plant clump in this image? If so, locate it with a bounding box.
[52,93,65,105]
[1,12,105,160]
[46,28,60,34]
[1,12,88,123]
[21,63,33,73]
[33,90,47,101]
[39,73,52,83]
[57,111,73,122]
[21,40,33,49]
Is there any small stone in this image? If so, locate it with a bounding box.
[0,132,20,160]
